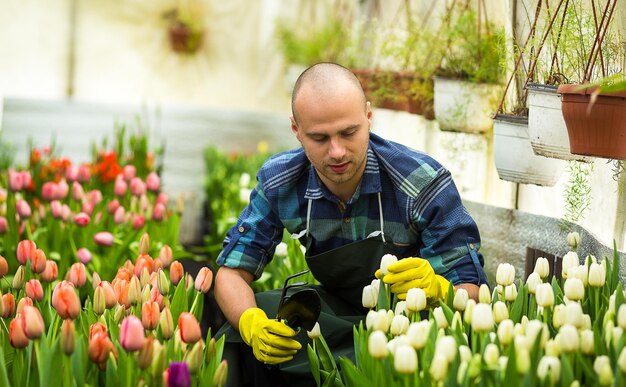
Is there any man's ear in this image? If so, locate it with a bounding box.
[290,116,301,142]
[366,101,373,126]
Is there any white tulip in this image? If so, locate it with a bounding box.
[496,263,515,286]
[537,356,561,384]
[239,172,251,188]
[605,320,615,349]
[394,344,418,374]
[526,320,548,349]
[483,344,499,366]
[453,288,469,311]
[557,325,579,353]
[504,283,517,302]
[433,307,448,329]
[586,254,597,265]
[545,339,560,357]
[579,264,589,286]
[492,301,508,324]
[368,331,388,359]
[435,336,457,363]
[564,278,585,301]
[406,288,427,313]
[274,242,288,257]
[566,231,580,249]
[594,356,613,386]
[471,303,494,332]
[516,348,530,374]
[394,301,407,316]
[390,315,410,336]
[588,262,606,288]
[362,285,377,309]
[497,319,514,346]
[609,293,617,314]
[458,345,472,363]
[580,329,595,355]
[365,310,378,330]
[379,254,398,276]
[498,356,508,372]
[372,309,391,332]
[533,257,550,279]
[535,283,554,308]
[618,304,626,330]
[561,252,579,279]
[581,314,592,330]
[514,323,525,337]
[406,320,432,350]
[430,354,448,381]
[613,327,623,347]
[307,322,321,340]
[457,361,468,385]
[387,335,410,355]
[451,311,463,331]
[618,347,626,373]
[478,284,491,304]
[371,278,381,289]
[552,304,565,329]
[526,272,542,294]
[464,299,476,325]
[565,302,583,328]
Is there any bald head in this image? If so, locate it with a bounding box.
[291,63,367,124]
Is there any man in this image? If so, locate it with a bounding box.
[215,63,488,385]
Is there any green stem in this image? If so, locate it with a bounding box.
[190,291,201,316]
[63,355,71,387]
[26,341,33,387]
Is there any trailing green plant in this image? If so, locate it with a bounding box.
[562,160,594,227]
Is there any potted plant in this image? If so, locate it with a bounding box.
[163,1,205,55]
[433,6,507,133]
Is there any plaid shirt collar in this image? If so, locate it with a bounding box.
[303,145,382,202]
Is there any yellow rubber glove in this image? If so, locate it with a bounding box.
[238,307,302,365]
[381,257,453,301]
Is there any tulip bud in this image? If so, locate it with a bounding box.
[41,260,58,282]
[213,360,228,387]
[178,312,202,344]
[588,262,606,288]
[184,341,204,374]
[368,330,388,359]
[138,233,150,256]
[463,299,475,325]
[618,347,626,373]
[489,301,507,324]
[9,316,29,349]
[52,281,81,320]
[433,307,448,329]
[406,287,427,313]
[379,254,398,276]
[128,276,141,306]
[93,286,107,316]
[94,231,114,247]
[434,335,457,363]
[564,278,584,302]
[170,261,184,286]
[579,329,594,355]
[158,245,173,268]
[430,354,448,381]
[2,293,15,318]
[114,206,126,224]
[537,356,561,384]
[496,263,515,286]
[557,325,579,353]
[12,265,25,290]
[561,252,579,279]
[390,315,410,336]
[25,279,44,301]
[76,248,92,265]
[483,343,499,366]
[394,301,407,316]
[394,344,418,374]
[306,322,321,340]
[566,231,580,249]
[60,319,75,355]
[471,303,494,332]
[535,283,554,308]
[17,240,36,266]
[68,262,87,288]
[22,305,45,339]
[594,356,613,386]
[565,302,583,328]
[361,285,377,309]
[16,199,32,218]
[120,315,145,352]
[194,267,213,293]
[551,304,565,329]
[30,248,47,273]
[533,257,550,279]
[516,348,530,374]
[497,319,514,346]
[158,308,174,340]
[157,270,170,295]
[0,256,8,277]
[477,283,491,304]
[453,288,468,311]
[137,335,154,370]
[504,283,517,302]
[142,301,160,331]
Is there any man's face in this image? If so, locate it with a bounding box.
[291,85,371,198]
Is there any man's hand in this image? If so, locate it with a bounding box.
[378,257,453,301]
[239,307,302,365]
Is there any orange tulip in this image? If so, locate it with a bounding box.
[141,301,160,330]
[88,331,117,369]
[52,281,81,319]
[16,240,36,266]
[134,256,153,277]
[120,315,145,352]
[194,267,213,293]
[9,316,29,348]
[61,319,75,355]
[98,281,117,309]
[178,312,201,344]
[170,261,184,286]
[2,293,15,318]
[22,305,45,339]
[158,245,173,268]
[89,322,107,341]
[137,336,154,370]
[16,296,34,315]
[41,260,58,282]
[30,248,47,274]
[25,279,44,301]
[0,255,8,277]
[67,262,87,288]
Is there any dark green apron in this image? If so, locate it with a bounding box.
[218,193,396,386]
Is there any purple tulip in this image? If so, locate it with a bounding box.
[168,362,191,387]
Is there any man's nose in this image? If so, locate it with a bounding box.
[328,138,346,160]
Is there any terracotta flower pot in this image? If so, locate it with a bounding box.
[558,84,626,160]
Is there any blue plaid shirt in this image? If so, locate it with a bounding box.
[217,132,487,286]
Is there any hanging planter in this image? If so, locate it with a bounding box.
[527,83,591,162]
[557,84,626,160]
[493,114,565,186]
[433,77,502,133]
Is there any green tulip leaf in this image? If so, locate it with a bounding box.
[307,344,321,387]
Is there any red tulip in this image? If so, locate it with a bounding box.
[120,315,145,352]
[89,322,107,340]
[22,305,45,339]
[9,317,29,348]
[132,214,145,230]
[88,331,116,368]
[194,267,213,293]
[94,231,114,247]
[73,212,90,227]
[41,260,58,282]
[178,312,201,344]
[52,281,81,319]
[25,279,44,301]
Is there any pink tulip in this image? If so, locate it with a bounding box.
[68,262,87,287]
[52,281,81,319]
[25,279,44,301]
[141,301,160,330]
[56,179,69,199]
[2,293,15,318]
[152,203,166,221]
[107,199,120,214]
[9,317,29,348]
[22,305,45,339]
[8,170,23,192]
[50,200,63,218]
[0,256,8,277]
[146,172,160,192]
[77,248,92,264]
[113,206,126,224]
[150,285,165,310]
[30,248,47,274]
[130,177,146,197]
[0,216,7,234]
[61,204,71,221]
[41,181,58,201]
[72,181,84,201]
[178,312,202,344]
[195,267,213,293]
[123,165,136,181]
[78,164,91,183]
[74,212,90,227]
[132,214,145,230]
[66,165,79,182]
[94,231,114,246]
[156,192,169,206]
[120,315,145,352]
[16,199,31,219]
[82,201,94,216]
[21,171,33,190]
[114,177,127,197]
[88,190,103,205]
[17,240,37,265]
[41,260,58,282]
